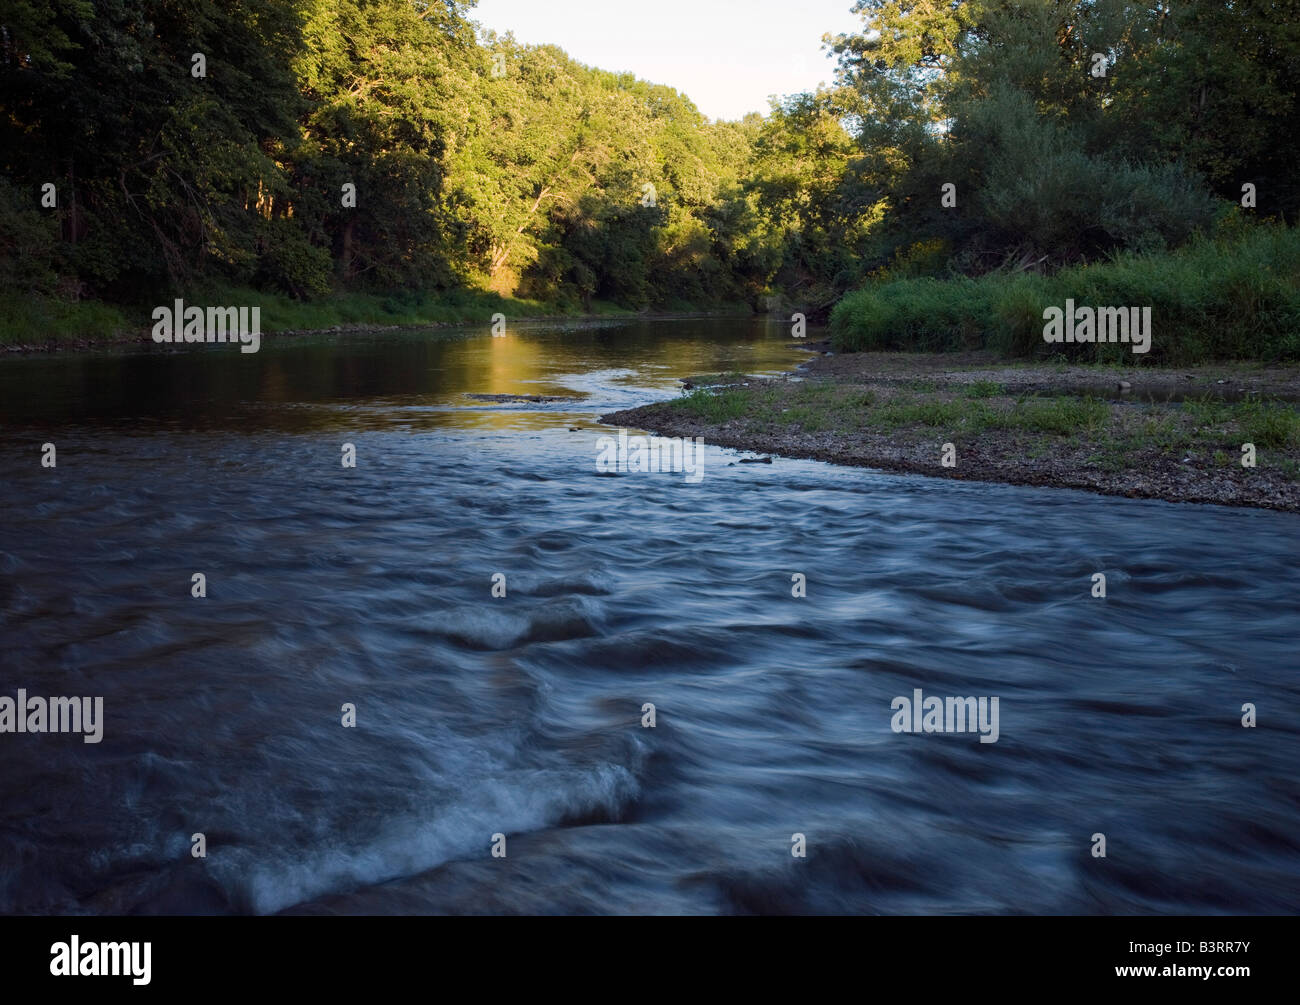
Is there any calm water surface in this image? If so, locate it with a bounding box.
[1,318,1296,914]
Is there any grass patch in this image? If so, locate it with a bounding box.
[1140,412,1186,452]
[1182,395,1236,428]
[0,284,639,345]
[193,283,569,332]
[675,387,754,422]
[964,380,1005,398]
[775,385,876,432]
[0,294,130,343]
[778,405,830,431]
[1238,399,1300,448]
[664,378,1300,483]
[1001,395,1110,434]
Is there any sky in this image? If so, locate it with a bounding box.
[468,0,865,121]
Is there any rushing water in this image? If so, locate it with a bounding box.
[1,318,1297,915]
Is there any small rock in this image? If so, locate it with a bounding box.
[1117,381,1132,392]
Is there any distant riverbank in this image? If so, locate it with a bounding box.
[0,286,752,354]
[603,350,1300,512]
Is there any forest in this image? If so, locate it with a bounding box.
[1,1,1297,358]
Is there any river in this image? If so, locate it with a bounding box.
[1,317,1296,914]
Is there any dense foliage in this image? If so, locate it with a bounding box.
[2,0,1297,351]
[0,0,781,310]
[821,0,1300,274]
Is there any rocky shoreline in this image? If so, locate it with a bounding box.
[602,350,1300,512]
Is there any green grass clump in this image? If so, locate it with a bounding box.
[1182,395,1236,428]
[1238,399,1300,448]
[0,294,130,343]
[675,387,753,422]
[1002,395,1110,434]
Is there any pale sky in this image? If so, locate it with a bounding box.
[468,0,864,121]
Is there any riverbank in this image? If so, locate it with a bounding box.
[0,286,751,353]
[602,350,1300,511]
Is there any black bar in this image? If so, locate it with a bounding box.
[0,916,1278,991]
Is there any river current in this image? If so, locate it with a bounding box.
[1,318,1296,914]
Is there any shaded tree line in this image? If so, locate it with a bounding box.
[819,0,1299,277]
[1,0,1295,318]
[0,0,785,310]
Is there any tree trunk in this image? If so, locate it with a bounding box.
[341,217,356,280]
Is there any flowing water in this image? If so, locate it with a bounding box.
[1,318,1297,915]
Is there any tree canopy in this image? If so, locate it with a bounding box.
[1,1,1294,315]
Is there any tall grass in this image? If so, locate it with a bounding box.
[0,295,130,343]
[830,225,1300,364]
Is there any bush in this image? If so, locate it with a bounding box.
[253,218,333,299]
[961,84,1218,261]
[830,224,1300,364]
[0,178,60,296]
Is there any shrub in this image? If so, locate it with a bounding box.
[830,224,1300,364]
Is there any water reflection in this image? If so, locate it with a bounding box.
[0,317,811,433]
